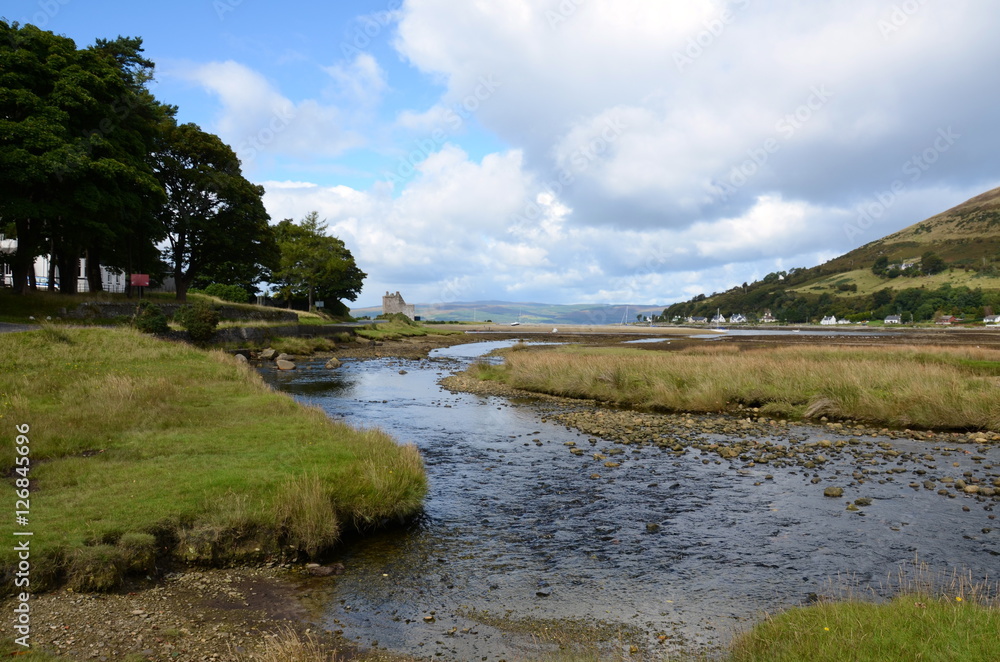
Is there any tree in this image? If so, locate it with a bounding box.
[152,121,276,301]
[871,255,888,275]
[0,23,166,295]
[271,212,366,310]
[921,251,946,276]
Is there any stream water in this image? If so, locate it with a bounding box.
[260,341,1000,660]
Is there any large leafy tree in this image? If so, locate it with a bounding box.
[271,212,365,310]
[152,121,275,301]
[0,22,165,294]
[0,22,78,293]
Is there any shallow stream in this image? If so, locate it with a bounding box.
[260,340,1000,660]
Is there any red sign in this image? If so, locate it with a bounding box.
[130,274,150,287]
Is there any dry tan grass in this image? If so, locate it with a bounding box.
[487,344,1000,430]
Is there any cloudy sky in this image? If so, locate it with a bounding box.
[9,0,1000,308]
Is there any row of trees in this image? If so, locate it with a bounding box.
[664,283,1000,324]
[0,22,363,306]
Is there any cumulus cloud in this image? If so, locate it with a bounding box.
[178,60,365,166]
[393,0,1000,228]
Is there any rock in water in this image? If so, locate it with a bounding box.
[823,486,844,498]
[276,359,296,370]
[276,353,295,362]
[260,348,277,360]
[325,357,342,369]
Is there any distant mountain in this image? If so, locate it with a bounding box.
[662,186,1000,323]
[349,300,666,325]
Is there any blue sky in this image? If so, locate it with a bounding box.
[7,1,1000,308]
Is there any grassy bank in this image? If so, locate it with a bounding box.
[0,326,426,592]
[469,343,1000,430]
[355,316,465,341]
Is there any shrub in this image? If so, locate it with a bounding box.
[132,301,169,334]
[175,302,220,342]
[200,283,250,303]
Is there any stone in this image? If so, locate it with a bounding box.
[234,354,248,364]
[325,358,342,369]
[854,498,873,507]
[276,360,296,370]
[303,562,345,576]
[823,487,844,498]
[260,348,277,360]
[276,353,294,362]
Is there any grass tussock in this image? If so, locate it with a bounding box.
[472,343,1000,430]
[247,629,340,662]
[0,327,427,592]
[731,560,1000,662]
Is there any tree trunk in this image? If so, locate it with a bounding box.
[308,284,314,311]
[86,247,104,293]
[56,250,78,295]
[47,254,57,292]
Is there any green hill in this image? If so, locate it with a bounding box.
[662,186,1000,324]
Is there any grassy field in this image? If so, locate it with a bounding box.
[469,343,1000,430]
[0,326,426,592]
[792,267,1000,298]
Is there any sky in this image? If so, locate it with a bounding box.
[6,0,1000,309]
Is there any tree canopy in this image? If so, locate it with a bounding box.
[152,121,276,301]
[271,212,365,310]
[1,21,277,300]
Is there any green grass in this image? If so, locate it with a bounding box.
[791,267,1000,299]
[355,320,464,341]
[0,327,426,592]
[467,343,1000,430]
[730,596,1000,662]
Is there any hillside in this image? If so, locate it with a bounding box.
[350,301,665,325]
[662,186,1000,323]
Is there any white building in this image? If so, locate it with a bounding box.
[884,315,902,324]
[730,313,748,324]
[1,237,128,292]
[820,315,837,325]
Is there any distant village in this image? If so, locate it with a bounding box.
[677,310,1000,326]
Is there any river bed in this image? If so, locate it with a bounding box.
[260,340,1000,660]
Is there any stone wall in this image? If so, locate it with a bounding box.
[67,301,299,322]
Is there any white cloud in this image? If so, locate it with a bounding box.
[178,60,364,166]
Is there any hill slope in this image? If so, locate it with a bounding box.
[663,186,1000,323]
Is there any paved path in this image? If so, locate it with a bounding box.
[0,322,35,334]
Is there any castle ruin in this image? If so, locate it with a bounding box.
[382,291,415,320]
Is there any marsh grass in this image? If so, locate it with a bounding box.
[0,327,426,591]
[730,561,1000,662]
[472,343,1000,430]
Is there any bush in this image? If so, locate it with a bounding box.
[175,302,220,341]
[199,283,250,303]
[132,301,169,334]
